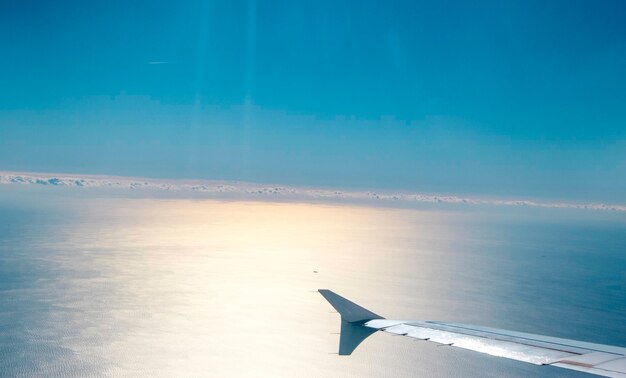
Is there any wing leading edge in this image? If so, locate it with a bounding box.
[319,289,626,377]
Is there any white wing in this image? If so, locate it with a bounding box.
[320,290,626,378]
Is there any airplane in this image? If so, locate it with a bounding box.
[319,289,626,377]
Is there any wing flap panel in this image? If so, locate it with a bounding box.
[597,358,626,372]
[381,323,575,365]
[551,362,626,378]
[555,352,624,367]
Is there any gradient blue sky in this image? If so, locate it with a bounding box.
[1,0,625,201]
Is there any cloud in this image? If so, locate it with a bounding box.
[1,171,625,212]
[147,61,170,65]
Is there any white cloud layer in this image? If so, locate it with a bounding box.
[1,171,625,212]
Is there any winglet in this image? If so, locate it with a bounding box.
[319,289,384,355]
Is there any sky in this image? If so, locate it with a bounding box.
[1,0,625,202]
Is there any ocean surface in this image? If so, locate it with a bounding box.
[1,186,625,377]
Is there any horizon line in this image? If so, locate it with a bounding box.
[1,170,625,213]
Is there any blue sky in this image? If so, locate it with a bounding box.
[1,0,625,201]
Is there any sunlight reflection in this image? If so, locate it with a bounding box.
[45,200,445,376]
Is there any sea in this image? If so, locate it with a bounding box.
[1,185,625,377]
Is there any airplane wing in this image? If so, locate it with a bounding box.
[319,289,626,377]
